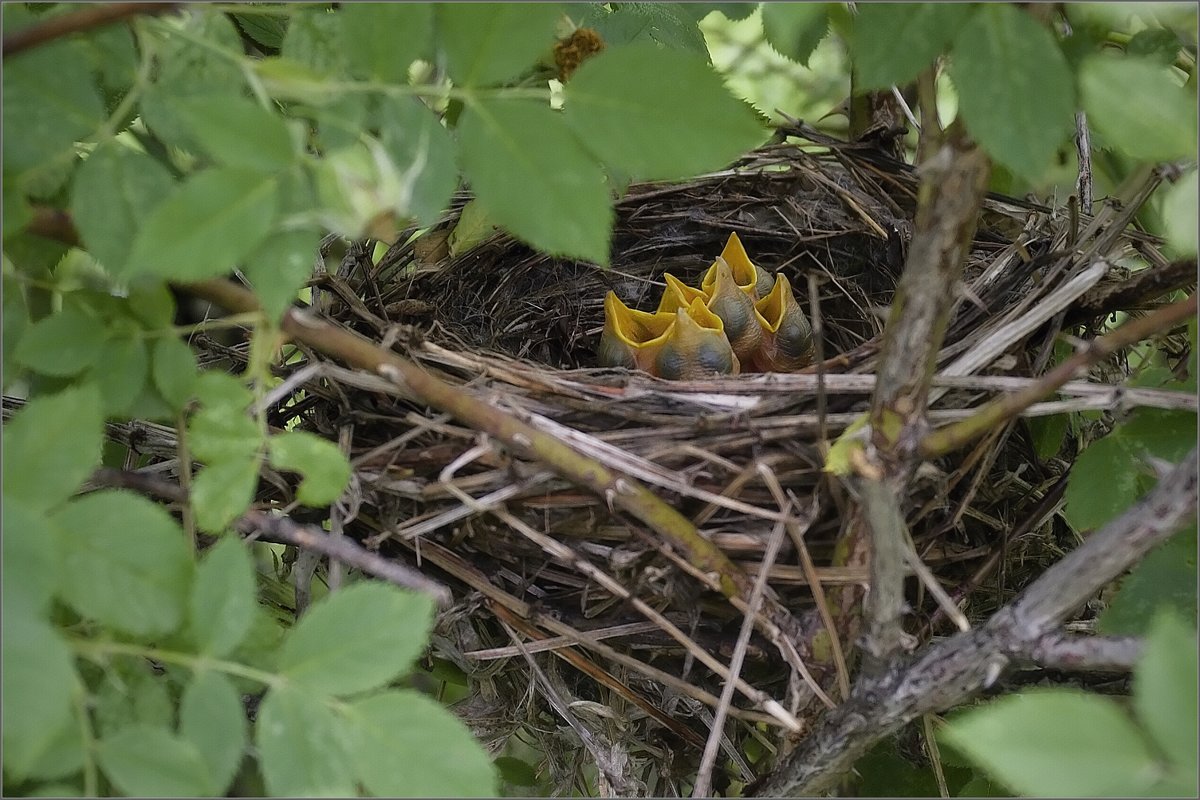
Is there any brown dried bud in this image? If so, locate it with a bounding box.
[553,27,605,82]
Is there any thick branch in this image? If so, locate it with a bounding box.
[755,447,1197,795]
[870,131,991,440]
[3,3,177,58]
[921,294,1197,458]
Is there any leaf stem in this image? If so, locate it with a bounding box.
[70,638,284,689]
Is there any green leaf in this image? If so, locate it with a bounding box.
[1161,170,1198,257]
[495,756,539,787]
[448,198,500,257]
[1063,434,1141,532]
[96,724,212,798]
[278,582,435,695]
[180,671,247,795]
[2,383,104,512]
[243,228,318,321]
[940,690,1161,796]
[458,99,613,264]
[1028,413,1070,460]
[949,5,1076,180]
[1135,611,1199,776]
[87,333,150,416]
[127,279,179,330]
[188,406,263,463]
[233,11,289,50]
[437,3,563,86]
[2,273,28,388]
[93,661,174,738]
[853,3,976,89]
[81,23,139,92]
[3,172,33,242]
[52,490,193,636]
[191,457,261,534]
[153,336,199,411]
[762,3,831,67]
[582,3,710,58]
[171,95,297,172]
[282,8,347,77]
[1101,526,1198,634]
[139,14,246,147]
[125,168,280,281]
[14,306,109,377]
[564,43,765,181]
[256,685,355,796]
[267,430,351,506]
[70,142,177,274]
[343,690,498,797]
[1118,407,1197,463]
[190,537,257,657]
[1080,55,1198,162]
[1,610,78,781]
[340,3,433,83]
[1126,28,1183,66]
[1,498,60,616]
[195,371,254,413]
[22,709,85,783]
[1,39,104,173]
[378,96,458,227]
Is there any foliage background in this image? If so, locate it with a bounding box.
[2,2,1196,797]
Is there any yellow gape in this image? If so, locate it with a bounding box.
[654,299,739,380]
[752,273,814,372]
[657,273,707,314]
[699,256,762,363]
[596,291,675,372]
[717,231,775,301]
[598,233,814,377]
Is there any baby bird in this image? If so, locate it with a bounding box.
[596,291,674,372]
[657,273,708,314]
[718,232,775,301]
[751,273,814,372]
[699,256,762,363]
[653,298,739,380]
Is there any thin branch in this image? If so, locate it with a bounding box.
[86,467,453,606]
[754,447,1197,795]
[1074,110,1094,215]
[1067,257,1197,324]
[921,294,1197,458]
[1025,632,1143,673]
[3,3,177,58]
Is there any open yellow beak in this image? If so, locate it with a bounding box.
[717,232,775,301]
[751,274,814,372]
[597,291,675,371]
[697,256,762,362]
[657,273,708,314]
[654,298,739,380]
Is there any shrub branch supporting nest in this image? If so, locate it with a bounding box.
[144,123,1195,793]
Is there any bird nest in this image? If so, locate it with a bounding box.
[224,125,1181,792]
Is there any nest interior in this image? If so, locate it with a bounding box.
[229,127,1182,792]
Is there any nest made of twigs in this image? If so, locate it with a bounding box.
[221,125,1182,793]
